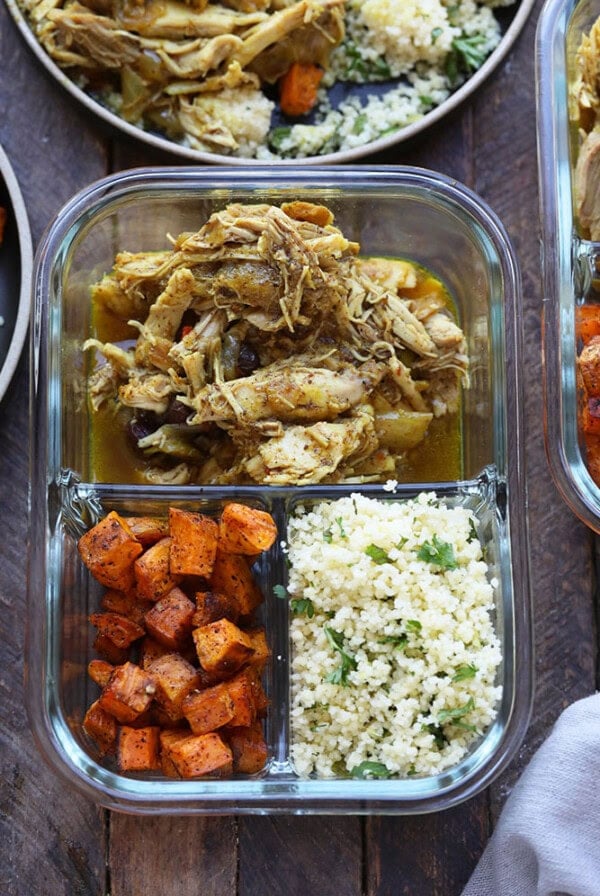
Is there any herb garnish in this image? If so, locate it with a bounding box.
[324,626,357,686]
[350,760,390,779]
[417,534,457,570]
[445,34,488,85]
[437,697,477,731]
[452,663,477,682]
[379,633,408,650]
[365,543,391,565]
[273,584,287,600]
[290,597,315,618]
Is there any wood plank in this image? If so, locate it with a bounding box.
[238,816,362,896]
[109,815,237,896]
[366,795,488,896]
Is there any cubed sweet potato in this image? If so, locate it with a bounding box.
[83,700,118,755]
[218,503,277,555]
[144,587,195,651]
[93,633,129,666]
[168,508,219,578]
[78,511,143,591]
[191,590,240,628]
[192,618,254,675]
[224,668,258,728]
[134,537,181,602]
[147,653,202,721]
[160,729,233,778]
[117,725,161,772]
[89,612,145,649]
[209,551,263,616]
[227,722,268,774]
[182,681,235,735]
[124,516,169,547]
[98,661,157,724]
[88,658,114,689]
[245,628,270,671]
[101,589,153,626]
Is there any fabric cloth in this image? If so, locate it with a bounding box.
[461,693,600,896]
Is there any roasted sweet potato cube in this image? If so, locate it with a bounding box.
[245,628,270,671]
[245,665,269,717]
[138,635,171,669]
[83,700,118,755]
[98,662,157,724]
[88,658,114,689]
[161,730,233,778]
[93,633,129,666]
[124,516,169,547]
[218,503,277,555]
[225,669,258,728]
[101,589,154,626]
[89,612,145,649]
[117,725,161,772]
[78,511,142,591]
[192,590,240,628]
[147,653,202,721]
[134,537,181,602]
[168,508,219,578]
[192,618,254,674]
[209,551,263,616]
[182,681,236,735]
[144,587,195,650]
[227,723,268,774]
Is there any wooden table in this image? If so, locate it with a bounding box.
[0,2,597,893]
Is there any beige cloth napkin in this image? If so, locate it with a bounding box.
[462,693,600,896]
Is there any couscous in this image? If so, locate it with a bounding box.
[286,491,502,779]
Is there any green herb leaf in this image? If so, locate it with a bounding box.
[365,543,391,565]
[431,26,443,43]
[437,697,476,725]
[406,619,422,634]
[273,584,287,600]
[323,526,333,543]
[269,126,292,151]
[417,534,457,570]
[452,663,477,682]
[423,723,447,750]
[291,597,315,618]
[350,760,390,779]
[335,516,347,538]
[445,34,488,86]
[324,626,357,686]
[379,633,408,650]
[468,518,478,543]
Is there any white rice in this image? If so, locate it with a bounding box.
[286,492,502,779]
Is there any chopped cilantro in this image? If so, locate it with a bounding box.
[417,534,457,569]
[423,723,447,750]
[269,126,292,152]
[365,543,391,565]
[406,619,422,634]
[437,697,477,731]
[431,26,443,43]
[446,34,488,86]
[452,663,477,682]
[273,584,287,600]
[379,633,408,650]
[290,597,315,618]
[323,527,333,543]
[335,516,347,538]
[468,518,479,543]
[324,626,357,686]
[350,760,390,779]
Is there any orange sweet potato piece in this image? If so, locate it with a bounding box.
[182,681,236,735]
[89,611,145,649]
[101,589,153,626]
[161,730,233,778]
[93,633,129,666]
[227,722,268,774]
[192,590,240,628]
[88,658,114,689]
[225,668,258,728]
[279,61,323,117]
[78,511,142,591]
[147,653,202,721]
[117,725,161,772]
[168,508,219,578]
[192,618,254,675]
[134,536,181,602]
[83,699,118,755]
[98,661,157,724]
[144,587,195,651]
[209,550,263,616]
[245,628,270,671]
[218,503,277,555]
[124,516,169,547]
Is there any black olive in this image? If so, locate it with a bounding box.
[127,412,158,444]
[164,397,190,425]
[237,343,260,377]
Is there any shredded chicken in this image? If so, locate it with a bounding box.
[84,200,469,485]
[22,0,346,156]
[573,16,600,238]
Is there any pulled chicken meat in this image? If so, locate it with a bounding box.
[84,200,469,485]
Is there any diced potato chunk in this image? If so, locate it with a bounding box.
[160,730,233,778]
[98,661,157,724]
[118,725,161,772]
[218,503,277,554]
[134,536,181,602]
[192,618,254,674]
[209,550,263,616]
[78,511,142,591]
[144,587,195,650]
[168,508,219,577]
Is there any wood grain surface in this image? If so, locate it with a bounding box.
[0,1,597,894]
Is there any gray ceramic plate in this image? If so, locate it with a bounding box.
[0,144,32,405]
[6,0,535,165]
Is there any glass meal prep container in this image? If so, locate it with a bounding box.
[27,166,533,814]
[537,0,600,531]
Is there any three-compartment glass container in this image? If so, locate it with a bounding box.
[27,167,533,814]
[537,0,600,531]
